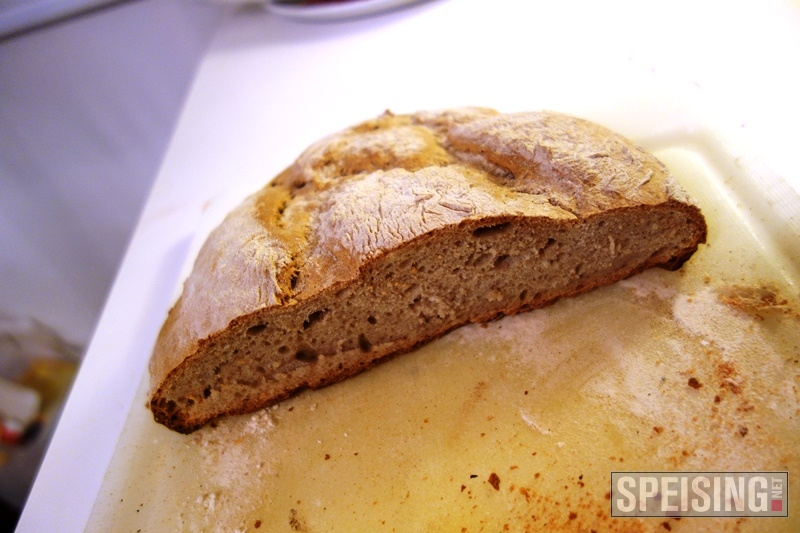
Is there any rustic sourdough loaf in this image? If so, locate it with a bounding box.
[149,108,707,433]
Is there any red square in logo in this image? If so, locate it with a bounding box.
[771,499,783,512]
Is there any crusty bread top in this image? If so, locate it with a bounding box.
[149,108,691,392]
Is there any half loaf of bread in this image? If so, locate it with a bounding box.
[149,108,707,433]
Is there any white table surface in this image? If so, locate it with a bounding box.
[17,0,800,530]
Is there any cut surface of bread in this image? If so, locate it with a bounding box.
[149,108,707,433]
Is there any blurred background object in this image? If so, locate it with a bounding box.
[266,0,429,21]
[0,313,80,511]
[0,0,226,528]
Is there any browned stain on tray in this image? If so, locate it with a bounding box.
[717,283,798,319]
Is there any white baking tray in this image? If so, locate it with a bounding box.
[83,127,800,532]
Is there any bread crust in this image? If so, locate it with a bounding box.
[149,109,707,433]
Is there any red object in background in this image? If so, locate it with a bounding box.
[0,422,22,445]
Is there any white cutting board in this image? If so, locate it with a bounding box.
[86,126,800,532]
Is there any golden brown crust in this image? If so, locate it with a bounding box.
[149,109,707,433]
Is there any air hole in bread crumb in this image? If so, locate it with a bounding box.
[340,338,356,352]
[295,346,318,363]
[358,333,372,353]
[519,290,528,301]
[303,309,328,329]
[494,254,512,269]
[367,315,377,325]
[278,346,290,355]
[471,253,492,268]
[246,324,267,336]
[473,222,511,237]
[203,387,211,398]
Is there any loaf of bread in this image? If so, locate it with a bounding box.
[149,108,707,433]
